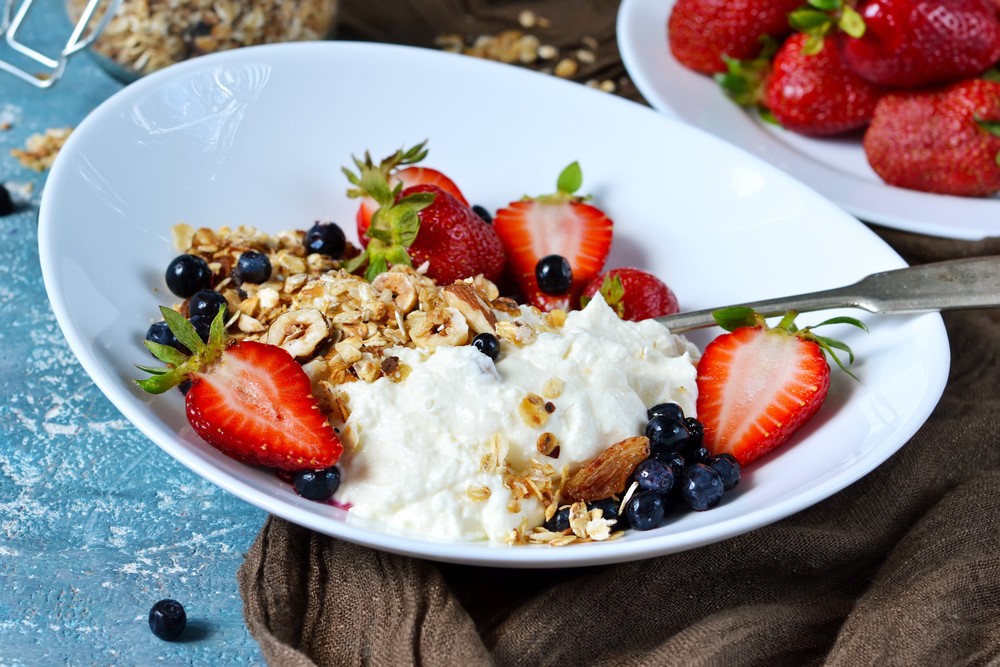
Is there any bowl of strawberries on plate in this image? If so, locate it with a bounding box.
[667,0,1000,198]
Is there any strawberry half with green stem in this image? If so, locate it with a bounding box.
[343,140,469,243]
[695,307,867,467]
[492,162,612,311]
[580,267,680,322]
[863,79,1000,197]
[343,164,505,284]
[135,307,342,471]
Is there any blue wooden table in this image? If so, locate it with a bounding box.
[1,10,265,665]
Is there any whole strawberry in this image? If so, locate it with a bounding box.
[581,268,679,322]
[136,308,342,471]
[696,308,865,467]
[343,141,468,243]
[668,0,804,74]
[764,33,885,136]
[863,79,1000,197]
[840,0,1000,88]
[345,164,505,284]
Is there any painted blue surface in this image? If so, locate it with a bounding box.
[1,10,265,666]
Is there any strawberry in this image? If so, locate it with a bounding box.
[695,308,865,467]
[839,0,1000,88]
[135,307,342,471]
[492,163,612,311]
[343,141,468,242]
[762,33,885,136]
[668,0,805,75]
[580,268,680,322]
[863,79,1000,197]
[344,163,505,283]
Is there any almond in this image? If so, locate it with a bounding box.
[563,436,650,502]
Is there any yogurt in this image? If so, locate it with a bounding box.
[335,295,700,543]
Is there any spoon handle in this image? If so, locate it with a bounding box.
[655,255,1000,333]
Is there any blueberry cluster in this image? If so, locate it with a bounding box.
[627,403,741,529]
[545,403,741,535]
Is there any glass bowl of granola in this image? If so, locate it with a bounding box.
[66,0,338,82]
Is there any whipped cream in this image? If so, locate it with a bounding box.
[335,295,700,543]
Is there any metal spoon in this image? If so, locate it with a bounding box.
[655,255,1000,333]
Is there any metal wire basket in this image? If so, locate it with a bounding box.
[0,0,122,87]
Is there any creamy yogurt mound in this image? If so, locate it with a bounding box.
[334,294,700,543]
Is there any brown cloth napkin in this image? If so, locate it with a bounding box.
[238,2,1000,664]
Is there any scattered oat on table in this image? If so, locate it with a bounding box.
[10,128,72,172]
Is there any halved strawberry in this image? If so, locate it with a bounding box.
[343,141,468,243]
[135,307,342,471]
[695,308,865,466]
[493,162,613,311]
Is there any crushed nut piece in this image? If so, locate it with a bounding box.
[10,127,72,171]
[536,432,560,457]
[519,393,550,428]
[554,58,578,78]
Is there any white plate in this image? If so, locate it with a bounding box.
[617,0,1000,241]
[39,42,949,568]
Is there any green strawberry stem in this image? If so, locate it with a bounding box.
[712,307,868,379]
[524,162,592,204]
[342,140,429,200]
[580,274,627,317]
[789,0,865,55]
[134,306,228,394]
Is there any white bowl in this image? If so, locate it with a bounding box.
[39,42,949,567]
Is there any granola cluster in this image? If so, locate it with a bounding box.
[10,128,72,171]
[67,0,338,76]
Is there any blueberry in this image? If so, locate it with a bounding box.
[188,314,213,343]
[0,183,14,216]
[646,415,691,457]
[293,466,341,501]
[535,254,572,295]
[647,402,684,424]
[145,321,185,354]
[652,449,687,481]
[471,332,500,360]
[708,454,741,491]
[587,497,620,522]
[634,458,674,496]
[165,254,212,298]
[148,599,186,641]
[304,221,346,258]
[188,289,229,321]
[178,380,192,395]
[680,463,724,511]
[471,204,492,224]
[624,491,666,531]
[233,251,272,284]
[544,505,571,532]
[684,417,704,447]
[684,447,711,464]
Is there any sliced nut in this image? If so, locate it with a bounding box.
[563,436,650,502]
[406,307,469,349]
[371,271,418,314]
[442,283,497,334]
[472,275,500,301]
[266,308,329,358]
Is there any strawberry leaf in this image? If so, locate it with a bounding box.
[161,306,205,355]
[599,275,627,318]
[811,334,859,380]
[144,340,189,366]
[715,55,770,108]
[713,306,759,331]
[977,118,1000,138]
[837,6,865,38]
[801,32,827,56]
[557,162,583,196]
[809,315,869,333]
[983,69,1000,83]
[807,0,841,10]
[364,256,389,283]
[789,8,832,34]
